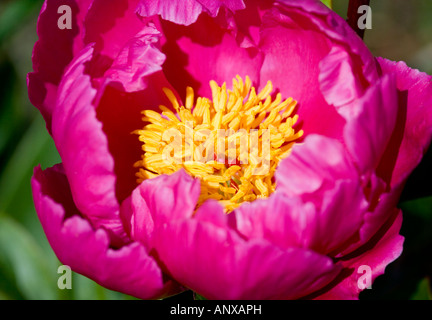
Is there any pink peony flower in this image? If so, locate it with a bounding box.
[28,0,432,299]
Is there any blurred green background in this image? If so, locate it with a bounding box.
[0,0,431,300]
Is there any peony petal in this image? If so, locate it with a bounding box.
[31,165,180,299]
[103,24,166,92]
[83,0,145,60]
[277,0,378,85]
[313,179,368,255]
[136,0,245,26]
[376,58,432,187]
[276,135,358,197]
[343,74,399,174]
[227,0,274,48]
[259,6,344,139]
[197,0,245,17]
[52,30,181,238]
[51,44,126,244]
[319,45,365,109]
[160,12,264,101]
[235,192,317,249]
[94,24,176,202]
[119,186,153,249]
[312,211,404,300]
[154,210,341,299]
[342,179,404,255]
[136,170,201,224]
[193,199,237,230]
[120,170,201,248]
[28,0,92,133]
[27,74,58,132]
[236,179,367,256]
[259,0,380,139]
[137,0,203,26]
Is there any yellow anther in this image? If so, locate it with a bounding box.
[135,76,303,212]
[162,87,180,111]
[185,86,194,110]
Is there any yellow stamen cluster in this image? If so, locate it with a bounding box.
[134,75,303,212]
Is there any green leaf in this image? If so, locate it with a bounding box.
[400,196,432,221]
[411,278,432,300]
[0,58,18,155]
[193,292,208,300]
[0,0,43,43]
[321,0,333,9]
[0,290,14,300]
[0,215,60,300]
[0,115,60,214]
[72,272,135,300]
[0,266,25,299]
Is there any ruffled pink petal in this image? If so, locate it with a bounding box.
[279,0,378,85]
[120,170,201,248]
[120,188,152,250]
[51,44,126,244]
[197,0,245,17]
[259,8,344,139]
[342,74,399,174]
[235,193,318,249]
[313,211,404,300]
[376,58,432,187]
[259,0,382,140]
[236,179,367,256]
[259,0,378,140]
[136,0,245,26]
[154,202,341,299]
[226,0,274,48]
[341,178,404,255]
[94,24,176,202]
[52,27,176,241]
[83,0,145,60]
[31,164,181,299]
[276,135,358,197]
[28,0,91,133]
[159,12,264,101]
[94,78,178,203]
[319,46,365,109]
[103,24,166,92]
[136,170,201,223]
[27,74,57,131]
[137,0,204,26]
[311,179,368,255]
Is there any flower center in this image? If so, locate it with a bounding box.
[134,76,303,212]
